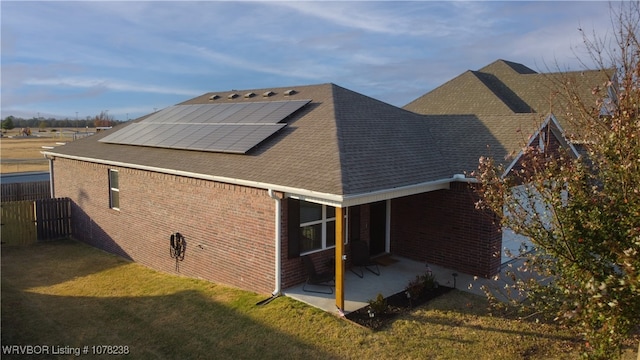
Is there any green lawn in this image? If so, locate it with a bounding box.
[1,239,634,359]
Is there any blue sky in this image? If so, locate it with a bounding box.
[1,1,613,121]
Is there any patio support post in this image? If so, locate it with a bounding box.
[335,206,345,311]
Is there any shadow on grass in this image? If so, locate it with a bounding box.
[2,291,331,360]
[1,240,334,360]
[397,290,579,343]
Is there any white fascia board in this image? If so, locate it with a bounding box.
[288,179,454,208]
[502,113,579,178]
[42,151,343,201]
[43,151,475,207]
[502,115,552,177]
[548,115,580,158]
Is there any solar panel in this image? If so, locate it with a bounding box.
[186,125,234,150]
[142,106,184,123]
[177,105,213,124]
[100,99,309,154]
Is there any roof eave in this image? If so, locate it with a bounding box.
[44,151,474,207]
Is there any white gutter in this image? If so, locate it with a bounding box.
[268,189,282,296]
[48,158,55,197]
[42,152,478,207]
[43,153,55,197]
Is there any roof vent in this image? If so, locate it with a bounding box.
[209,94,220,101]
[284,89,297,96]
[262,91,275,97]
[244,92,256,98]
[228,93,239,99]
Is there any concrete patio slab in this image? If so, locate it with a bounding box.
[283,255,531,316]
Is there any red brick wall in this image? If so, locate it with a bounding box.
[53,158,502,292]
[391,182,501,277]
[53,158,277,294]
[281,198,304,288]
[359,204,371,243]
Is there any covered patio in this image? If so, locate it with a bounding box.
[283,256,500,316]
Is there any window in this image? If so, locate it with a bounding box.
[109,169,119,210]
[299,201,346,254]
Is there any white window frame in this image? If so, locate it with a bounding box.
[109,169,119,210]
[299,202,348,255]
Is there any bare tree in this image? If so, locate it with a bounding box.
[93,110,114,128]
[475,2,640,359]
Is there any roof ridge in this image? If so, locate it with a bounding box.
[479,59,538,75]
[472,71,534,113]
[403,70,476,109]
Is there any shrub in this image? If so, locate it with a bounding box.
[421,272,438,290]
[406,271,439,302]
[405,275,425,300]
[367,293,387,315]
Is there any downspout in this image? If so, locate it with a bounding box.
[268,189,282,296]
[47,156,55,198]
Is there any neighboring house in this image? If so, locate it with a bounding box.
[404,59,609,263]
[42,60,608,300]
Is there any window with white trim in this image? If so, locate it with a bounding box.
[109,169,119,210]
[299,201,346,254]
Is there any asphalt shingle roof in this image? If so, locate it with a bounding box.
[48,60,607,197]
[404,59,608,123]
[403,59,610,168]
[49,83,453,196]
[421,113,544,173]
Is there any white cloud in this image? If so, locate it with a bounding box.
[24,77,202,97]
[270,1,493,37]
[184,44,343,81]
[0,0,619,120]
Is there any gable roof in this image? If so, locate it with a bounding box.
[45,83,456,205]
[502,114,580,177]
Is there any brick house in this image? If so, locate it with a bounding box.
[43,60,607,302]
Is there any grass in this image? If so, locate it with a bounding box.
[2,240,637,359]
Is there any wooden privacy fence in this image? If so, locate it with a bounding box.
[1,201,37,245]
[1,198,71,245]
[1,181,51,202]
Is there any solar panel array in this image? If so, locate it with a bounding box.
[100,99,310,154]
